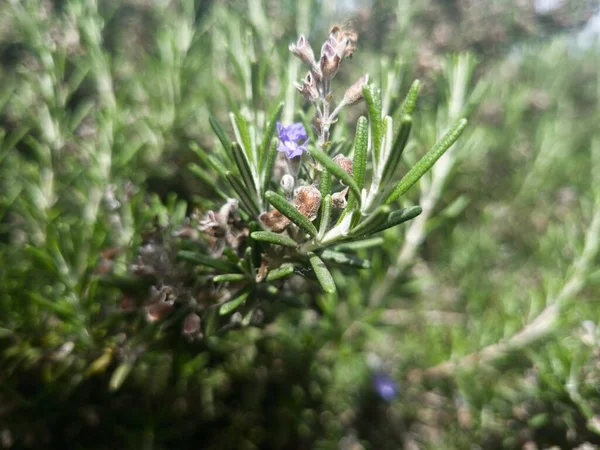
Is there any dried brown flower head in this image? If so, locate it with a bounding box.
[260,209,291,233]
[332,187,350,209]
[332,154,353,177]
[294,185,322,221]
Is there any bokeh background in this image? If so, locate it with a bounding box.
[1,0,600,448]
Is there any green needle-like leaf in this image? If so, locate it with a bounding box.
[347,116,368,211]
[231,112,254,164]
[382,114,412,185]
[259,102,283,173]
[219,290,250,315]
[109,363,134,392]
[309,253,336,294]
[177,250,235,272]
[309,147,361,204]
[209,115,233,154]
[331,237,384,251]
[350,205,391,237]
[319,250,371,269]
[397,79,420,119]
[363,83,383,164]
[214,273,247,282]
[265,190,318,237]
[262,138,278,195]
[370,206,423,234]
[251,231,298,248]
[385,118,468,204]
[231,143,258,197]
[320,168,332,199]
[226,171,260,217]
[266,264,295,282]
[318,194,332,239]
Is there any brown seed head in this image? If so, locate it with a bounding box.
[333,154,353,177]
[294,185,322,221]
[260,209,291,233]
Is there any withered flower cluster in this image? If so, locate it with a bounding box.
[289,25,367,147]
[259,26,368,235]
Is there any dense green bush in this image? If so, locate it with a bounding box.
[1,1,599,448]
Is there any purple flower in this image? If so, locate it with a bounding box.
[277,122,309,159]
[372,372,399,402]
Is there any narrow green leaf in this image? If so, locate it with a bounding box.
[244,246,256,276]
[237,258,250,275]
[320,168,332,198]
[370,206,423,234]
[177,250,235,272]
[251,60,261,112]
[386,119,468,204]
[188,163,229,201]
[225,47,246,88]
[308,253,336,294]
[265,191,318,237]
[204,308,219,336]
[266,264,295,282]
[231,112,254,164]
[219,291,250,315]
[231,143,258,197]
[349,205,391,237]
[248,221,262,269]
[309,147,361,204]
[209,115,233,153]
[1,127,29,158]
[316,292,338,316]
[347,116,368,211]
[319,250,371,269]
[226,172,260,217]
[189,143,228,178]
[262,137,278,195]
[259,102,284,173]
[363,83,383,164]
[69,100,95,133]
[318,194,332,240]
[397,79,420,119]
[382,114,413,185]
[109,362,134,392]
[331,237,384,251]
[251,231,297,248]
[214,273,247,282]
[25,245,58,277]
[28,291,75,320]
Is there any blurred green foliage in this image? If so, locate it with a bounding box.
[1,0,600,449]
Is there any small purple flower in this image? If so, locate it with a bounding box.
[372,372,399,402]
[277,122,309,159]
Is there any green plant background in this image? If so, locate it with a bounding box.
[1,0,599,449]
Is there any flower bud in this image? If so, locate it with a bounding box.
[294,72,320,103]
[332,189,348,209]
[294,185,321,221]
[289,35,315,68]
[182,312,202,340]
[320,41,341,80]
[280,174,295,194]
[343,75,369,106]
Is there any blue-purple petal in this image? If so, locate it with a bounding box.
[372,372,399,402]
[276,122,309,159]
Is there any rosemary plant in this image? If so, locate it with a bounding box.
[184,25,467,315]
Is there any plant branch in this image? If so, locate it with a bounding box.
[419,196,600,379]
